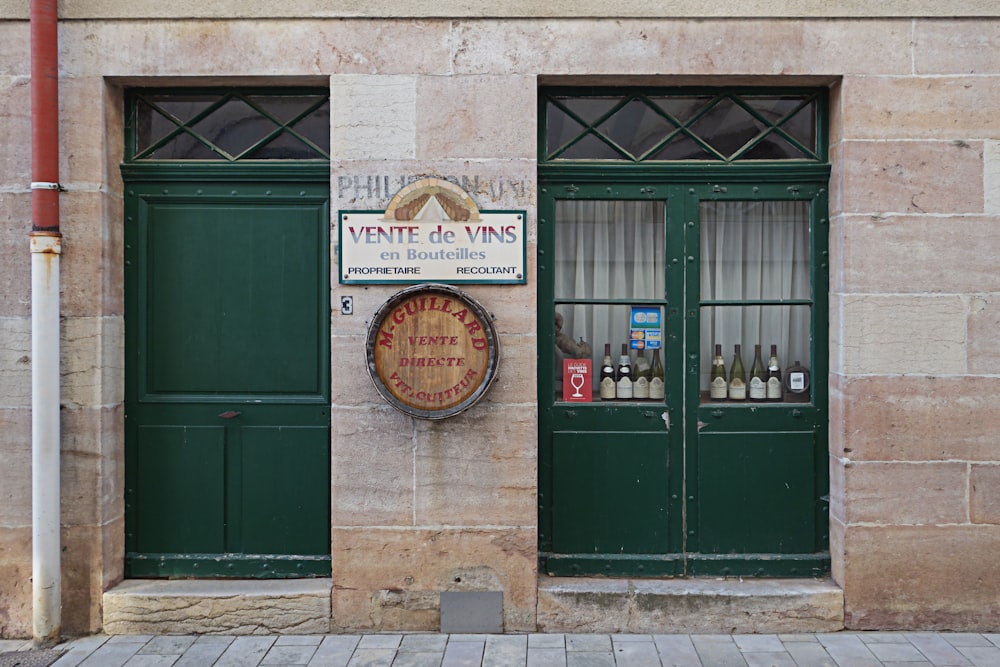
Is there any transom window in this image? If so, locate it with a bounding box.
[126,89,330,162]
[543,89,823,163]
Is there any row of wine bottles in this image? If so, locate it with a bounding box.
[599,343,665,401]
[710,343,793,402]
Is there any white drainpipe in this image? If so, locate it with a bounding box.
[30,231,62,645]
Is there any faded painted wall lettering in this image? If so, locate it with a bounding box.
[337,175,528,202]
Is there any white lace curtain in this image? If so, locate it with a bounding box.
[554,199,810,393]
[554,201,665,393]
[699,200,811,389]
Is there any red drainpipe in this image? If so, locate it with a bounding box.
[31,0,60,233]
[30,0,62,646]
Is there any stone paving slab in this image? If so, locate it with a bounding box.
[25,631,1000,666]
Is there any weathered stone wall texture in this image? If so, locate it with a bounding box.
[1,15,998,636]
[830,19,1000,630]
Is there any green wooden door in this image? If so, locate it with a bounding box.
[538,181,829,578]
[124,179,331,577]
[539,186,685,577]
[683,184,830,576]
[538,86,830,577]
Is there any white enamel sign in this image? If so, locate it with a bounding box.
[339,211,526,284]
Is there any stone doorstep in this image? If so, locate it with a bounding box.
[101,578,333,636]
[536,576,845,634]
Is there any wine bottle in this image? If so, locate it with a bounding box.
[709,343,728,401]
[749,344,766,401]
[615,343,633,400]
[728,343,746,401]
[784,360,810,398]
[599,343,616,401]
[633,347,650,399]
[649,348,665,400]
[766,344,783,402]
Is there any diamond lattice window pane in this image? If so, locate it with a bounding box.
[546,102,587,158]
[560,97,624,125]
[744,96,802,123]
[136,96,220,153]
[741,133,809,160]
[560,133,630,160]
[650,135,717,161]
[289,101,330,154]
[650,96,713,125]
[687,98,767,159]
[745,96,816,151]
[246,131,326,160]
[148,133,220,160]
[597,98,675,159]
[247,95,322,123]
[135,99,178,152]
[191,98,277,158]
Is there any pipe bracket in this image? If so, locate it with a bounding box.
[30,181,63,191]
[29,232,62,254]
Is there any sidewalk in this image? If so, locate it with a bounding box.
[3,631,1000,666]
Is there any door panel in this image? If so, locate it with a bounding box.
[240,425,331,555]
[132,425,226,554]
[551,432,669,555]
[694,431,816,554]
[142,202,326,397]
[125,180,331,578]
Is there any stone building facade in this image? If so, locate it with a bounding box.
[1,1,999,638]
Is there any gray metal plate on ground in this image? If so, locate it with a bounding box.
[0,650,64,667]
[439,591,503,633]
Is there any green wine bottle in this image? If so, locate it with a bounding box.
[728,343,746,401]
[649,348,665,400]
[633,348,650,399]
[709,343,728,401]
[749,344,766,401]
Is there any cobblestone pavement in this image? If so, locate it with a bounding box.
[2,631,999,666]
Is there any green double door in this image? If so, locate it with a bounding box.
[124,178,331,577]
[538,181,829,578]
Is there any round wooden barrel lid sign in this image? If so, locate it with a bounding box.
[366,283,500,419]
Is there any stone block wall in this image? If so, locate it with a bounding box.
[829,20,1000,630]
[328,71,539,631]
[1,11,999,636]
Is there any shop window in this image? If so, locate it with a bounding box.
[699,199,812,403]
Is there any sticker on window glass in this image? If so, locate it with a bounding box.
[563,358,592,402]
[630,306,662,349]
